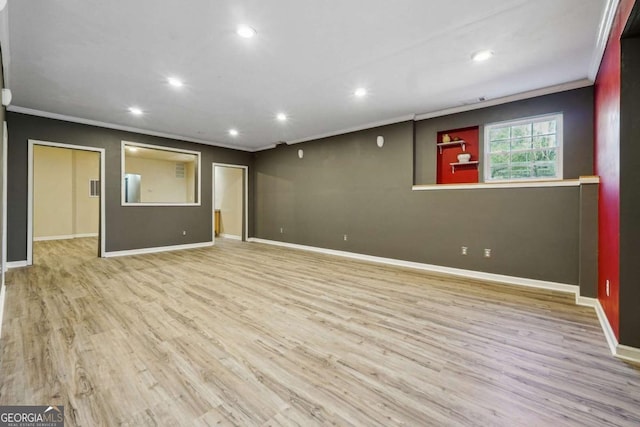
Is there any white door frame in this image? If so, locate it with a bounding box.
[212,163,249,242]
[27,139,106,265]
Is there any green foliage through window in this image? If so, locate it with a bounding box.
[485,114,562,181]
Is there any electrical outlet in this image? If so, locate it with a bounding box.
[484,248,491,258]
[182,230,187,236]
[606,279,610,297]
[461,246,468,255]
[280,227,284,234]
[344,234,348,241]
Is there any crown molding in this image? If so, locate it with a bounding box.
[284,114,416,145]
[588,0,620,81]
[7,105,252,152]
[414,79,593,121]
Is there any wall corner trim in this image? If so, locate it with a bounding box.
[103,241,213,258]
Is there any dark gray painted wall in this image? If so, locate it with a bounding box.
[579,183,598,298]
[254,117,586,285]
[620,35,640,347]
[7,112,252,260]
[415,87,594,184]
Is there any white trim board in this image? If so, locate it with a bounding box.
[103,241,213,258]
[6,260,27,269]
[219,234,242,241]
[594,300,640,363]
[28,140,106,265]
[413,176,600,191]
[9,106,249,152]
[33,233,98,242]
[248,237,640,364]
[588,0,621,81]
[248,238,579,294]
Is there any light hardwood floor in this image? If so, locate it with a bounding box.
[1,238,639,426]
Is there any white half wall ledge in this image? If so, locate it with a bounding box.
[103,241,213,258]
[248,237,640,364]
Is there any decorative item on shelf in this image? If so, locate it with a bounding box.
[442,134,451,143]
[452,136,461,141]
[457,153,471,163]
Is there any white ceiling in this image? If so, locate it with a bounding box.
[1,0,609,151]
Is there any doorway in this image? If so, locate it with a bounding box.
[27,140,106,265]
[212,163,248,242]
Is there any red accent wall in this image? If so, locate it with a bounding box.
[594,0,636,338]
[437,127,479,184]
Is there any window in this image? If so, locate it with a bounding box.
[484,113,563,182]
[89,179,100,197]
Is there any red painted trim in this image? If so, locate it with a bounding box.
[594,0,636,339]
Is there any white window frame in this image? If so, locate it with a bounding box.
[484,113,563,182]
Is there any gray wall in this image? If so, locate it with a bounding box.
[620,34,640,348]
[415,87,594,184]
[7,112,252,260]
[253,88,596,286]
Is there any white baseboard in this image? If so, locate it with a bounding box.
[6,260,28,269]
[617,345,640,363]
[249,238,640,364]
[593,300,640,363]
[34,233,98,242]
[74,233,99,238]
[576,296,597,307]
[219,234,242,241]
[103,241,213,258]
[595,299,618,355]
[34,234,75,242]
[248,238,579,294]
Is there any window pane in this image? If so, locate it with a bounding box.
[511,137,532,151]
[489,127,510,141]
[490,164,510,180]
[533,120,556,136]
[490,153,509,164]
[533,162,556,177]
[510,165,532,179]
[510,151,531,163]
[489,139,510,152]
[532,149,556,162]
[533,135,557,149]
[511,124,532,138]
[485,114,561,182]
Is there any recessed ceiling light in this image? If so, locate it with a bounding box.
[277,113,287,121]
[168,77,183,88]
[128,107,143,115]
[471,50,494,62]
[237,25,257,38]
[354,88,367,97]
[126,146,139,152]
[229,129,239,136]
